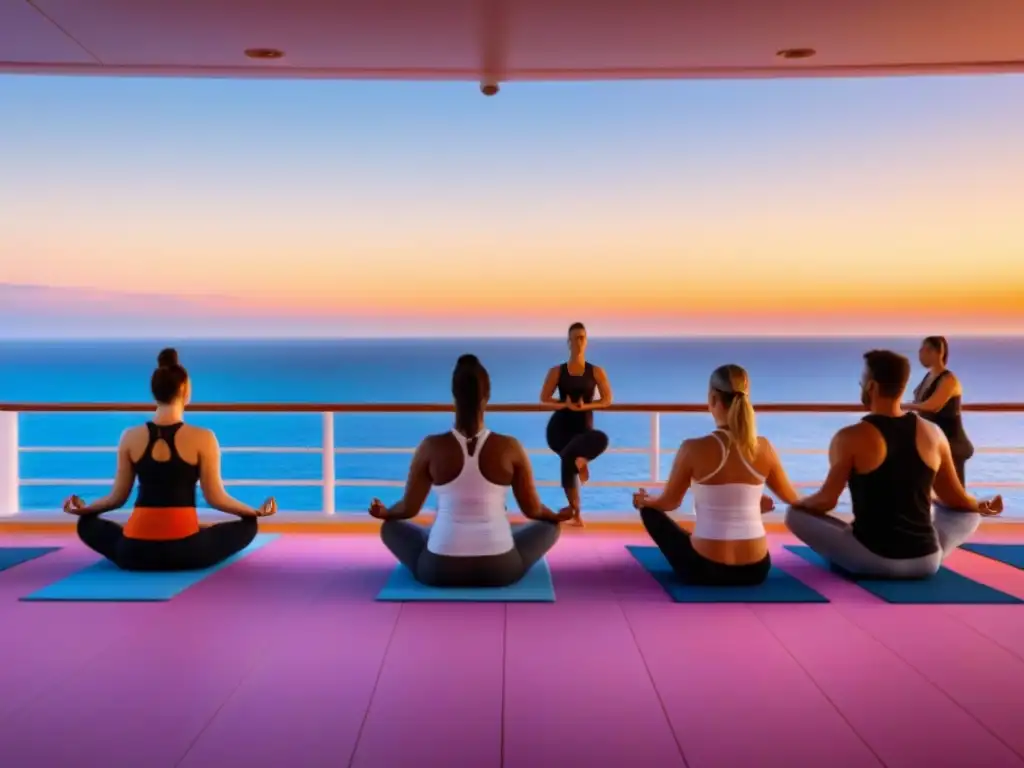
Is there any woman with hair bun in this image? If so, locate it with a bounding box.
[370,354,572,587]
[62,348,277,571]
[907,336,974,485]
[539,321,613,527]
[631,364,800,586]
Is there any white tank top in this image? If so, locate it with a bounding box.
[691,431,767,541]
[427,429,515,557]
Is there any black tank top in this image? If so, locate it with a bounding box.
[849,414,939,559]
[133,423,200,508]
[554,362,597,431]
[912,370,974,459]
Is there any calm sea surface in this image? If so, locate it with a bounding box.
[1,337,1021,517]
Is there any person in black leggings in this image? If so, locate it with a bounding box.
[540,322,613,526]
[63,347,277,571]
[909,336,974,485]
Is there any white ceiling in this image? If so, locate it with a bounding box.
[2,0,1024,82]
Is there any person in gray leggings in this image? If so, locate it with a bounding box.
[369,355,573,587]
[786,349,1003,579]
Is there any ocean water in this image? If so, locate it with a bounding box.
[1,337,1022,518]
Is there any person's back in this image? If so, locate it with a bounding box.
[786,349,1002,579]
[64,348,276,572]
[632,364,801,586]
[428,429,515,557]
[847,413,938,559]
[124,422,202,541]
[689,431,770,564]
[371,354,572,588]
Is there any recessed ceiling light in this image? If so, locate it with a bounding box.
[776,48,816,60]
[244,48,285,60]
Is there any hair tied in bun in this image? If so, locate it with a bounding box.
[157,348,180,369]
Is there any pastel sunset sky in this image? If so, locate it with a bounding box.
[1,72,1022,337]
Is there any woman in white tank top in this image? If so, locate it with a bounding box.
[368,355,574,587]
[632,364,801,586]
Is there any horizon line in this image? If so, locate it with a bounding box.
[2,332,1023,342]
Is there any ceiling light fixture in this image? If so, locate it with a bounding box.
[776,48,816,60]
[244,48,285,60]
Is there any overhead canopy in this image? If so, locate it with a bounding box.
[2,0,1024,83]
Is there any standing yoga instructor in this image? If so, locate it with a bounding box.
[539,322,613,527]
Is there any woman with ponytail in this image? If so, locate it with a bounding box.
[369,354,572,587]
[907,336,974,485]
[62,348,276,571]
[631,364,800,586]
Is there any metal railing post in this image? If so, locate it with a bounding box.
[0,411,18,516]
[321,411,336,515]
[649,412,660,485]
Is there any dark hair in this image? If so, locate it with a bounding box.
[923,335,949,365]
[863,349,911,399]
[568,322,586,337]
[452,355,490,434]
[151,347,189,404]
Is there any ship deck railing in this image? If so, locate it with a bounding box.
[1,401,1022,528]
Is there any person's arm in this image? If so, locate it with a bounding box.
[793,428,855,514]
[66,430,137,515]
[906,374,957,413]
[198,430,261,517]
[762,438,801,508]
[539,366,564,408]
[380,440,433,521]
[579,366,614,411]
[509,438,570,523]
[931,432,980,511]
[640,440,695,513]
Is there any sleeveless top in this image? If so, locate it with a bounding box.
[552,362,597,431]
[912,370,974,460]
[691,430,767,541]
[427,429,515,557]
[123,422,201,541]
[849,414,939,559]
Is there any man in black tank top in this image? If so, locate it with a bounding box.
[784,350,1002,579]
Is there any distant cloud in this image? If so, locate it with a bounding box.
[0,282,360,337]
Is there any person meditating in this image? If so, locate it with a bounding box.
[539,321,613,527]
[62,348,277,571]
[632,364,800,586]
[786,349,1002,578]
[370,354,572,587]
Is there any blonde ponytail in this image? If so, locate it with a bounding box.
[726,391,758,462]
[710,363,758,462]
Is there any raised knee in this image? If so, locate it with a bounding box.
[547,520,562,544]
[639,506,662,523]
[784,506,809,531]
[379,518,404,547]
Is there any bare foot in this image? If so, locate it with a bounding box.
[567,507,585,528]
[575,457,590,485]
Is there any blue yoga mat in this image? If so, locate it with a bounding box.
[0,547,60,572]
[785,545,1023,604]
[376,558,555,602]
[961,543,1024,571]
[627,545,829,603]
[20,534,279,602]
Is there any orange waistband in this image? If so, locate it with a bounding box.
[124,507,200,541]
